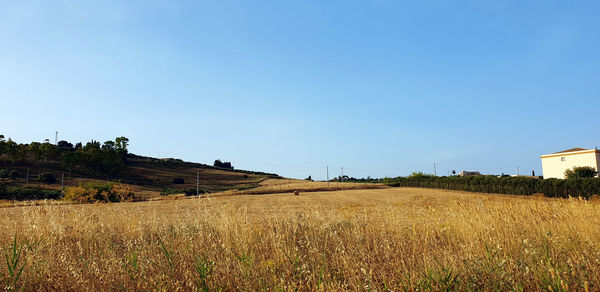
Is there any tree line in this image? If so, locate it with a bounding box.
[0,134,130,176]
[384,174,600,198]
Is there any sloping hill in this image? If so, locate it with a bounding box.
[0,153,279,200]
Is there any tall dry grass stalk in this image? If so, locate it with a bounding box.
[0,188,599,291]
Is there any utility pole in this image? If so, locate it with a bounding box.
[433,163,437,177]
[341,167,344,182]
[61,173,64,194]
[326,166,329,189]
[55,131,58,145]
[517,166,520,176]
[196,171,199,196]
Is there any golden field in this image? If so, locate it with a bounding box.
[213,178,386,197]
[1,183,599,291]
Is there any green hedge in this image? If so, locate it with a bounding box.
[383,176,600,198]
[161,188,205,196]
[0,185,62,200]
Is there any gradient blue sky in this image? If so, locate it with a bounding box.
[1,1,599,179]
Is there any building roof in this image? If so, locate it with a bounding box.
[553,148,590,154]
[541,147,599,158]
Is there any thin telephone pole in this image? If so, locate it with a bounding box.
[341,167,344,182]
[433,163,437,177]
[326,166,329,189]
[517,166,520,176]
[196,172,199,196]
[61,173,64,194]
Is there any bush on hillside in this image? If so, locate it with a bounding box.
[172,177,185,184]
[184,188,204,196]
[0,185,62,200]
[161,188,182,196]
[8,170,19,180]
[0,169,8,178]
[63,182,134,203]
[160,188,203,196]
[214,159,233,169]
[38,172,57,184]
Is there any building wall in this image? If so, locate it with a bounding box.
[541,150,599,179]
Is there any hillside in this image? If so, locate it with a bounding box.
[0,152,280,200]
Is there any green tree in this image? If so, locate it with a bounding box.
[408,171,434,178]
[102,140,116,151]
[5,139,18,164]
[57,140,74,152]
[0,135,5,157]
[564,166,597,179]
[15,143,27,162]
[40,142,58,164]
[115,137,129,152]
[28,142,43,160]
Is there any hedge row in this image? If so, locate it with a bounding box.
[0,185,62,201]
[383,176,600,198]
[160,188,205,196]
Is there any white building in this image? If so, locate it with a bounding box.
[459,171,481,177]
[540,148,600,179]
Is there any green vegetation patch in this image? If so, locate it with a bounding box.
[384,175,600,198]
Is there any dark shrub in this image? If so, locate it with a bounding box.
[0,169,8,178]
[161,188,181,196]
[0,185,62,200]
[172,177,185,184]
[214,159,233,169]
[565,166,597,179]
[39,172,57,184]
[184,188,204,196]
[8,170,19,180]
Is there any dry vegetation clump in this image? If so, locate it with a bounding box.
[63,182,135,203]
[0,188,599,290]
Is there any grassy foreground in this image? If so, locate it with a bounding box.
[0,187,599,291]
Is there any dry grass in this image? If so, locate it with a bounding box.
[1,187,600,290]
[221,178,386,196]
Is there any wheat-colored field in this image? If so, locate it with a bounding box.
[1,187,599,290]
[215,178,386,197]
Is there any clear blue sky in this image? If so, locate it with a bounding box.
[1,1,599,180]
